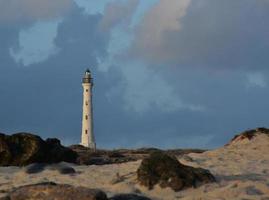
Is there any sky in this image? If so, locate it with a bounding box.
[0,0,269,149]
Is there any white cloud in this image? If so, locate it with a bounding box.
[0,0,73,23]
[10,19,61,66]
[107,62,205,113]
[99,0,204,113]
[129,0,269,71]
[132,0,191,49]
[98,0,139,32]
[74,0,111,15]
[246,72,267,88]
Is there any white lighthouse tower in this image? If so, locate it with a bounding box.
[81,69,96,150]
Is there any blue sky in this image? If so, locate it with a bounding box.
[0,0,269,149]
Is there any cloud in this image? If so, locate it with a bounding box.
[246,72,267,88]
[0,0,74,23]
[133,0,191,47]
[99,0,204,114]
[130,0,269,70]
[98,0,139,32]
[10,19,61,66]
[74,0,111,14]
[106,61,205,113]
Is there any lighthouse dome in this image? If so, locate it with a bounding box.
[83,69,92,83]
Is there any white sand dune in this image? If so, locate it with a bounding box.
[0,133,269,200]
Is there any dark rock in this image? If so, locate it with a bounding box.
[137,151,215,191]
[58,166,76,174]
[69,146,137,165]
[5,133,47,166]
[45,138,61,146]
[0,134,12,166]
[25,162,76,175]
[70,145,205,166]
[25,163,47,174]
[48,163,76,175]
[6,182,108,200]
[0,133,78,166]
[44,137,77,164]
[131,148,162,154]
[110,194,151,200]
[107,151,125,158]
[166,149,206,157]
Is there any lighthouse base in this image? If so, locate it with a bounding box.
[80,142,96,151]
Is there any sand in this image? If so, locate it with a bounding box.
[0,134,268,200]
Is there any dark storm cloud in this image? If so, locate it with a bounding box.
[130,0,269,70]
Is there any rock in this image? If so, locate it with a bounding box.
[47,163,76,175]
[46,138,61,146]
[0,133,78,166]
[4,133,47,166]
[137,151,215,191]
[70,145,137,165]
[6,182,108,200]
[57,165,76,175]
[70,145,205,166]
[25,162,76,175]
[0,133,12,166]
[25,163,47,174]
[45,138,77,163]
[109,194,151,200]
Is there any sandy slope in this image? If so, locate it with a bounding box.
[177,133,269,200]
[0,134,268,200]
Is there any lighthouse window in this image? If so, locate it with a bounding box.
[85,130,88,134]
[86,89,88,92]
[85,115,88,120]
[85,101,88,106]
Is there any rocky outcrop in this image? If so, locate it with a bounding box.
[137,151,215,191]
[229,127,269,145]
[70,145,206,165]
[70,145,136,165]
[0,132,206,166]
[45,138,78,163]
[0,133,77,166]
[2,182,107,200]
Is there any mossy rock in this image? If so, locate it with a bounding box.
[0,133,77,166]
[8,133,47,165]
[137,151,215,191]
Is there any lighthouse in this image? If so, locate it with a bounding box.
[81,69,96,150]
